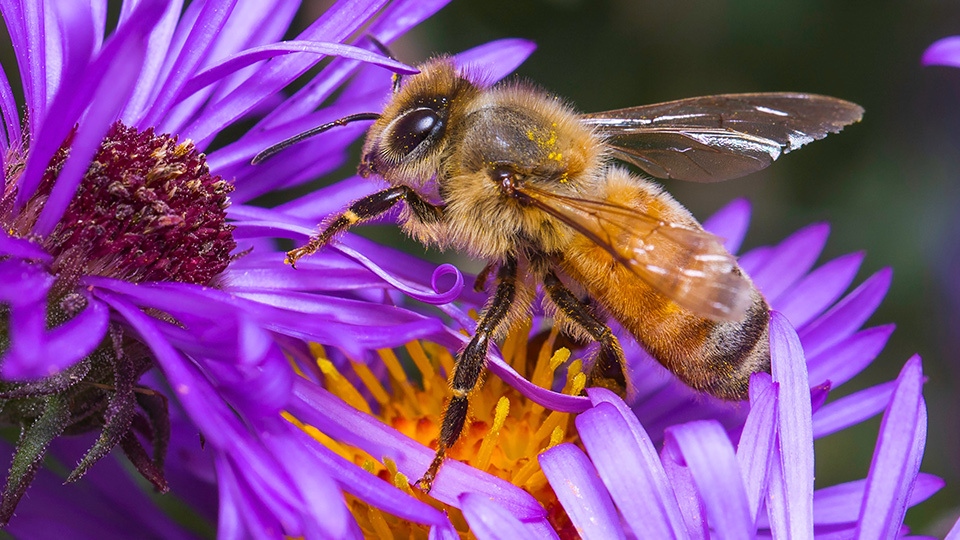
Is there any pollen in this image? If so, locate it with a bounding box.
[292,321,585,538]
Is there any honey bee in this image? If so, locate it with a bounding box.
[255,55,862,491]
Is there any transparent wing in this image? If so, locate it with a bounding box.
[580,93,863,182]
[519,185,754,321]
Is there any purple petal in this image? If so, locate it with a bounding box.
[33,35,149,236]
[947,515,960,540]
[798,268,892,358]
[807,324,893,389]
[16,0,166,218]
[749,223,830,302]
[0,445,197,540]
[286,424,452,529]
[179,40,414,102]
[702,198,751,254]
[119,0,183,122]
[139,0,239,129]
[261,428,354,539]
[769,312,814,536]
[460,492,547,540]
[96,290,320,535]
[234,291,444,357]
[0,53,21,149]
[47,0,98,102]
[539,444,626,540]
[577,392,687,538]
[256,0,452,127]
[454,38,538,86]
[0,231,51,262]
[763,439,789,538]
[855,356,926,539]
[182,0,390,146]
[288,379,547,520]
[738,245,773,276]
[756,473,943,528]
[737,373,779,525]
[333,242,465,305]
[480,336,589,413]
[922,36,960,67]
[2,296,109,380]
[660,439,706,538]
[7,1,46,132]
[663,420,753,539]
[812,381,895,439]
[773,252,864,329]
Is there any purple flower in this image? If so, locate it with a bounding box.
[922,36,960,68]
[534,200,942,538]
[0,0,534,536]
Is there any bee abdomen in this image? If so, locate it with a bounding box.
[691,292,770,400]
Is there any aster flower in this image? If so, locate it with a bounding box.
[0,0,534,535]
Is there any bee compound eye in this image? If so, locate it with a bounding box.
[391,107,442,156]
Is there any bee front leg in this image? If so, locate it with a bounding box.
[417,256,518,492]
[542,270,628,396]
[286,185,442,267]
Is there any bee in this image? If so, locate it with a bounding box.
[255,55,862,491]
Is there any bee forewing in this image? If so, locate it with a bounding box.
[580,93,864,182]
[625,224,754,321]
[520,187,753,321]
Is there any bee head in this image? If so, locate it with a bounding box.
[359,58,480,187]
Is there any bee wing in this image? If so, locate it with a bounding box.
[520,185,754,321]
[580,93,863,182]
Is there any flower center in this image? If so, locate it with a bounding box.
[6,121,236,293]
[292,320,585,538]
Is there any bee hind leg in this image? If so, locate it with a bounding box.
[542,270,628,397]
[416,257,518,492]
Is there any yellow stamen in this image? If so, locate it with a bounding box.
[475,397,510,471]
[287,321,586,538]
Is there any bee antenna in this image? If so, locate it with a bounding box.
[366,35,403,94]
[251,112,381,164]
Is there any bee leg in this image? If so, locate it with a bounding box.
[473,262,497,292]
[286,186,442,267]
[542,270,628,396]
[367,36,403,93]
[417,256,518,492]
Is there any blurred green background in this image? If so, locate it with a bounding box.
[310,0,960,533]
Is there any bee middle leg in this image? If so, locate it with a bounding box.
[416,256,518,492]
[542,270,628,396]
